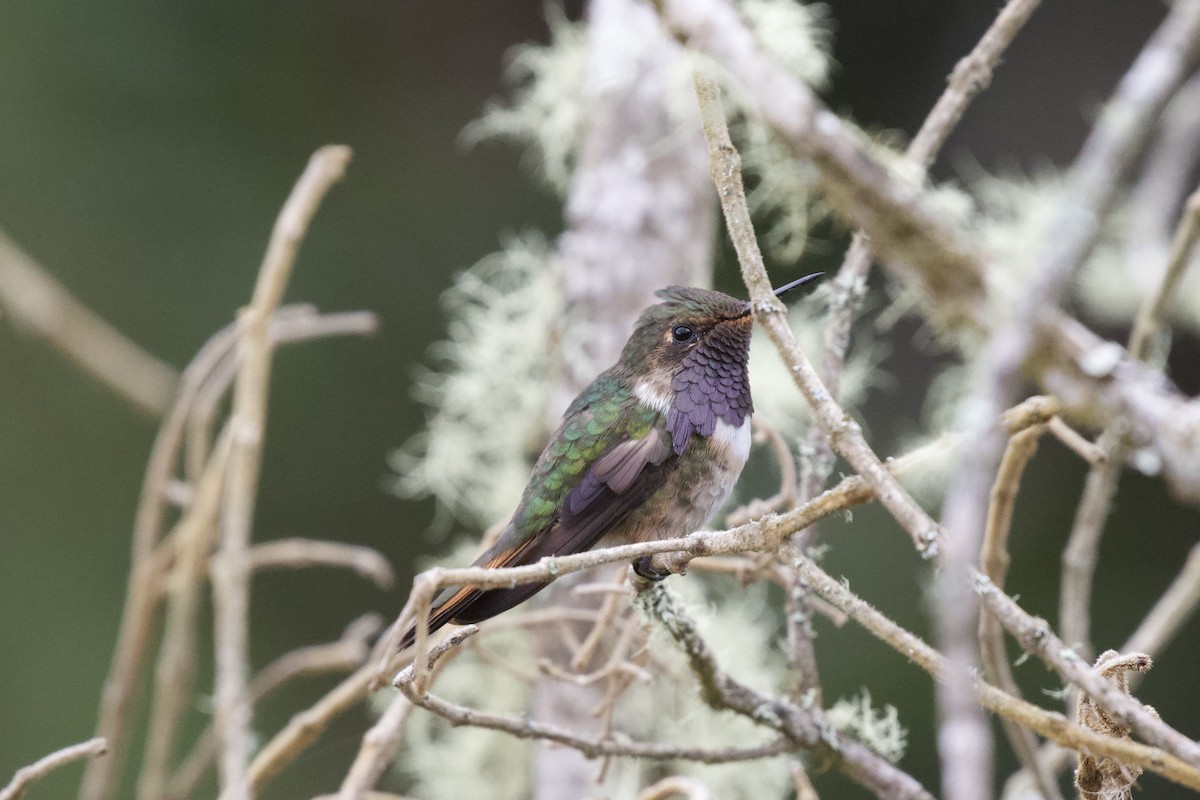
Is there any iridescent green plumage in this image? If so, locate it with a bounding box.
[512,371,659,537]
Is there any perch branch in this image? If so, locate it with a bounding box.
[380,394,1059,688]
[692,71,944,559]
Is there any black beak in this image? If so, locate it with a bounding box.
[733,272,824,319]
[773,272,824,301]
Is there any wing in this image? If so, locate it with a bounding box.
[397,373,676,650]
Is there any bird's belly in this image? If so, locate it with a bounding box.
[607,417,751,544]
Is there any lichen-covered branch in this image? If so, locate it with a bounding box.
[637,583,935,800]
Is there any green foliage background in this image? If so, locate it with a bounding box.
[1,1,1197,798]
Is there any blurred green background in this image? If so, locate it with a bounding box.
[1,1,1196,798]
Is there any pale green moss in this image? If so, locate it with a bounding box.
[826,688,908,764]
[388,233,560,526]
[463,6,589,194]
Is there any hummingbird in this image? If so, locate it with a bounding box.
[399,274,823,650]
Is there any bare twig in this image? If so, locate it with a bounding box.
[2,739,108,800]
[789,762,820,800]
[212,144,352,800]
[794,556,1200,790]
[246,667,374,794]
[976,575,1200,768]
[693,72,945,560]
[791,0,1043,716]
[0,229,178,416]
[242,538,395,590]
[977,426,1064,800]
[1060,184,1200,663]
[1131,187,1200,357]
[137,431,235,800]
[168,616,381,800]
[1045,417,1105,467]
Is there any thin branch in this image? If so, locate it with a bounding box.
[1132,186,1200,356]
[380,395,1059,688]
[637,583,935,800]
[137,431,235,800]
[1045,417,1106,467]
[977,426,1064,800]
[789,762,820,800]
[167,615,381,800]
[975,575,1200,768]
[0,229,178,416]
[1,739,108,800]
[692,72,945,560]
[1060,184,1200,663]
[212,144,352,800]
[241,539,395,591]
[794,556,1200,791]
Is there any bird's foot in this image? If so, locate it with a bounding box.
[632,556,672,582]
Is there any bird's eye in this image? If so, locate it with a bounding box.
[672,325,695,343]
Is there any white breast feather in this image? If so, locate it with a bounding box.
[633,380,673,414]
[713,417,752,470]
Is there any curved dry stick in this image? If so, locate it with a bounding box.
[212,144,352,800]
[242,539,395,590]
[167,616,380,800]
[977,576,1200,768]
[977,426,1064,800]
[137,430,235,800]
[81,303,246,800]
[2,739,108,800]
[0,229,178,416]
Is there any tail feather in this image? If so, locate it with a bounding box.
[396,579,552,652]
